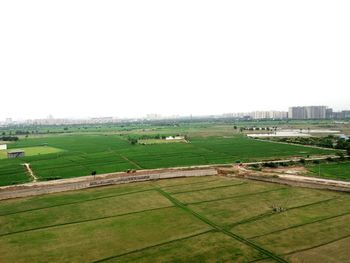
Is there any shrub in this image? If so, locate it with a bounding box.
[326,157,334,162]
[263,162,278,168]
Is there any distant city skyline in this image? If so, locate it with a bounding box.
[1,105,350,124]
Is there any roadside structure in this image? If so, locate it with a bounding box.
[7,150,25,159]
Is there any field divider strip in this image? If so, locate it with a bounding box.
[170,182,246,195]
[0,188,155,217]
[226,197,339,229]
[160,178,222,189]
[186,187,287,205]
[118,153,143,169]
[0,205,174,238]
[250,210,350,240]
[283,233,350,256]
[92,229,216,263]
[246,256,276,263]
[156,188,288,263]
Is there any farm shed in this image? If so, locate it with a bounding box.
[7,150,25,159]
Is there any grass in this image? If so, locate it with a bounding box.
[0,146,62,159]
[110,231,264,263]
[308,161,350,180]
[0,176,349,262]
[254,213,350,255]
[286,236,350,263]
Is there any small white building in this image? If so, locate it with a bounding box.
[166,136,185,140]
[0,144,7,150]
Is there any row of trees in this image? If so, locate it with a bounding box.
[235,126,278,132]
[127,134,188,145]
[0,136,19,141]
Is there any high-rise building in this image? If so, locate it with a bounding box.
[288,107,307,119]
[305,106,327,119]
[288,106,327,119]
[250,111,288,119]
[326,108,333,119]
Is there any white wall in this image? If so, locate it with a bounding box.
[0,144,7,150]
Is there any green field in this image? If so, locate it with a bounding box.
[0,133,335,186]
[308,161,350,181]
[0,134,329,188]
[0,146,63,159]
[0,176,349,262]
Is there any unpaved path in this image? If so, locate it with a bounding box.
[23,163,37,182]
[278,173,350,188]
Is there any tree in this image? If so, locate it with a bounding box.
[233,126,237,130]
[336,152,345,161]
[347,146,350,156]
[128,137,138,145]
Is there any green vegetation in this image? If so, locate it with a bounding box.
[0,176,349,262]
[138,138,187,145]
[0,136,19,141]
[0,146,63,160]
[0,133,334,186]
[308,161,350,181]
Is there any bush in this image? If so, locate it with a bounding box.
[91,171,97,175]
[263,162,278,168]
[336,152,345,161]
[128,137,138,145]
[0,136,19,141]
[42,176,63,181]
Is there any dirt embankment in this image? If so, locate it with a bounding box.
[224,165,350,193]
[0,167,218,200]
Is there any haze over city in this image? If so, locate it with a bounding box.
[1,0,349,121]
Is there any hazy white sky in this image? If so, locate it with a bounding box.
[1,0,349,120]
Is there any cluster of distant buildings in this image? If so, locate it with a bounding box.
[0,116,120,126]
[1,106,350,126]
[224,106,350,120]
[288,106,350,120]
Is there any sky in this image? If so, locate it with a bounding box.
[0,0,349,120]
